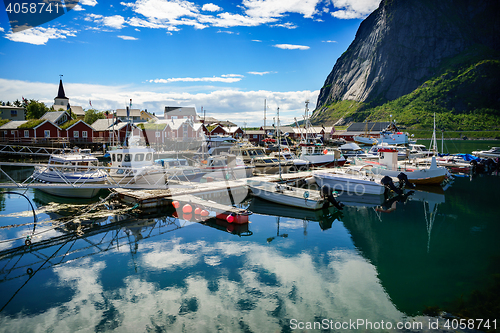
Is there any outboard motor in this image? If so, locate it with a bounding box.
[397,172,415,189]
[380,176,403,195]
[321,185,344,210]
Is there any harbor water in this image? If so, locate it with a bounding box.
[0,141,499,332]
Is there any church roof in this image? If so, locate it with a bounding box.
[55,79,68,100]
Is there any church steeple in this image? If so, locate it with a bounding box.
[54,76,69,108]
[56,76,68,100]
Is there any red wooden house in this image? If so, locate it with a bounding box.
[62,120,95,143]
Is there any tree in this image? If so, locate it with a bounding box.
[84,108,105,125]
[26,100,49,119]
[13,99,22,107]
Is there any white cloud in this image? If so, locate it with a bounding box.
[72,4,85,11]
[85,14,126,29]
[248,71,273,75]
[331,0,379,19]
[4,27,77,45]
[148,74,244,83]
[271,22,297,29]
[323,40,338,43]
[202,3,222,12]
[0,27,4,32]
[80,0,98,6]
[118,35,139,40]
[273,43,310,50]
[118,0,326,31]
[0,78,318,127]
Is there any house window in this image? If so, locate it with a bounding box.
[44,130,50,138]
[155,132,160,138]
[11,110,17,117]
[171,116,177,119]
[11,130,16,135]
[74,131,79,138]
[82,131,88,138]
[253,135,258,139]
[24,130,29,137]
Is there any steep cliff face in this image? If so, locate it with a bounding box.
[314,0,500,117]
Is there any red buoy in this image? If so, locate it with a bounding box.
[226,214,235,223]
[323,149,328,155]
[194,207,202,215]
[172,201,180,209]
[200,210,209,217]
[182,204,192,213]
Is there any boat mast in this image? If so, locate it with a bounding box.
[277,107,282,181]
[264,99,266,140]
[430,112,438,154]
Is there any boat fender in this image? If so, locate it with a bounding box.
[397,172,415,189]
[320,185,344,210]
[303,191,309,199]
[380,176,403,195]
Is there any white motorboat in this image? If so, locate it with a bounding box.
[357,148,448,185]
[154,158,207,182]
[472,147,500,159]
[339,142,371,159]
[298,144,346,168]
[200,153,254,180]
[366,143,410,161]
[409,144,434,158]
[32,148,108,198]
[313,166,391,195]
[269,149,310,171]
[246,179,339,210]
[230,143,293,174]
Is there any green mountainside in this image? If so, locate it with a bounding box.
[312,0,500,135]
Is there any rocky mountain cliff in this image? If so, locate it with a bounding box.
[313,0,500,120]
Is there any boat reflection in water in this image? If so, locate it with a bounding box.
[1,176,499,331]
[248,196,343,231]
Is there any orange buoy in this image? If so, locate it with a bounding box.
[226,214,235,223]
[172,201,180,209]
[194,207,202,215]
[182,204,192,213]
[200,210,209,217]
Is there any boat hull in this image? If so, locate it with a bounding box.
[35,186,103,199]
[313,173,385,195]
[247,180,327,210]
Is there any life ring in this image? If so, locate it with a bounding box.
[25,238,31,246]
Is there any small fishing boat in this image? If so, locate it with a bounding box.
[472,147,500,159]
[31,148,108,198]
[246,179,339,210]
[106,140,166,187]
[313,165,392,195]
[200,154,254,180]
[358,148,448,185]
[339,142,371,159]
[154,158,206,182]
[269,149,310,171]
[298,144,346,168]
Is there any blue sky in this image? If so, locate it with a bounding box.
[0,0,379,126]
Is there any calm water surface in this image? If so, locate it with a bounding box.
[0,155,499,332]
